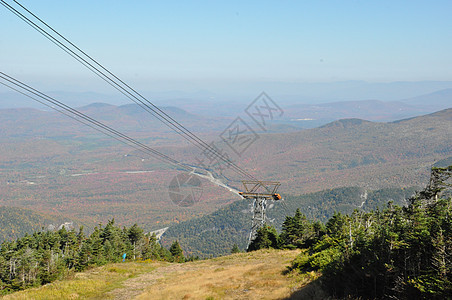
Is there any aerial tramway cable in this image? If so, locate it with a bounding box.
[0,72,192,172]
[0,0,257,181]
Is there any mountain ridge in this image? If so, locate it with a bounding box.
[0,107,450,234]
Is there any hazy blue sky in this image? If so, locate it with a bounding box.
[1,0,452,94]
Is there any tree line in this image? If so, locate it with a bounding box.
[0,219,186,295]
[248,166,452,299]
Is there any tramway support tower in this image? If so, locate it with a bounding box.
[239,181,282,246]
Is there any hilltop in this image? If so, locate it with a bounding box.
[3,249,312,300]
[0,104,222,139]
[234,108,452,195]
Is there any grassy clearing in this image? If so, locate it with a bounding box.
[4,249,318,299]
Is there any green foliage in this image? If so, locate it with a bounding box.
[161,200,251,258]
[169,240,185,262]
[279,208,322,249]
[0,221,181,295]
[230,244,241,254]
[305,247,342,271]
[247,225,279,251]
[128,224,144,245]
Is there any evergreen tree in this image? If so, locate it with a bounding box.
[230,244,241,254]
[169,241,185,262]
[128,224,144,260]
[280,208,320,249]
[247,225,279,251]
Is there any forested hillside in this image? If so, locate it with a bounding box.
[161,186,418,258]
[249,165,452,299]
[0,206,86,243]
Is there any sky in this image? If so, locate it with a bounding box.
[1,0,452,98]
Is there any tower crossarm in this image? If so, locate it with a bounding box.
[239,180,282,200]
[239,192,281,200]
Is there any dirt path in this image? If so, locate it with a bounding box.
[107,262,204,300]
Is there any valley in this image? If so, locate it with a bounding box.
[0,104,451,239]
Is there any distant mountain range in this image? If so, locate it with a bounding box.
[1,82,451,128]
[283,99,421,128]
[282,88,452,128]
[401,88,452,109]
[0,103,226,140]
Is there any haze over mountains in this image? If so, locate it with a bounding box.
[1,81,451,126]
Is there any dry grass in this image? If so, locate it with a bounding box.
[136,249,305,300]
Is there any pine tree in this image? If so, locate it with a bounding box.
[75,242,91,272]
[280,208,318,249]
[231,244,241,254]
[169,241,184,262]
[247,225,279,251]
[128,224,143,260]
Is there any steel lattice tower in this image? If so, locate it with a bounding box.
[239,181,281,247]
